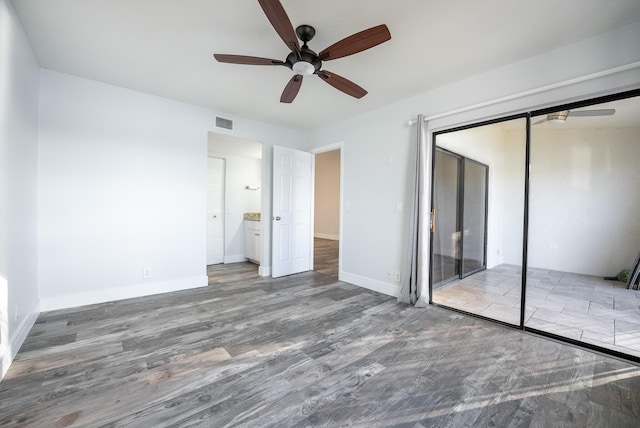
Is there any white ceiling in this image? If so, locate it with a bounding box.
[13,0,640,131]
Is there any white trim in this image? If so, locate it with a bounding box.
[407,61,640,124]
[311,142,343,154]
[258,265,271,277]
[339,272,401,298]
[223,254,247,264]
[1,300,40,380]
[39,276,208,312]
[314,233,339,240]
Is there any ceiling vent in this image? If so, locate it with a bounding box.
[215,116,234,131]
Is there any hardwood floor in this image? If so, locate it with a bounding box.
[2,267,640,427]
[314,238,339,279]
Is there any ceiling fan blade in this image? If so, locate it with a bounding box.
[317,70,367,99]
[532,118,548,125]
[258,0,300,53]
[319,24,391,61]
[214,54,285,66]
[568,108,616,117]
[280,75,303,103]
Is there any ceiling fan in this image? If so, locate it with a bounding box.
[213,0,391,103]
[533,108,616,125]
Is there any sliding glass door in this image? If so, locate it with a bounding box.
[429,89,640,361]
[431,116,527,326]
[462,158,488,277]
[525,94,640,359]
[432,149,461,286]
[432,149,489,288]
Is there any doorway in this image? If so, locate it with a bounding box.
[432,147,488,289]
[312,147,342,279]
[207,133,263,276]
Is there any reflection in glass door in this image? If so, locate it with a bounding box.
[432,148,488,289]
[430,117,526,326]
[525,94,640,359]
[428,91,640,361]
[432,149,461,287]
[462,159,488,277]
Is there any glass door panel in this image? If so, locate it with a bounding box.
[431,117,526,326]
[432,149,461,288]
[525,95,640,358]
[462,159,488,277]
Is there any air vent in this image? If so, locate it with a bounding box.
[215,116,234,131]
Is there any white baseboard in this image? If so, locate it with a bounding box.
[39,276,208,312]
[339,272,401,298]
[259,265,271,277]
[314,233,339,241]
[224,254,247,264]
[1,299,40,381]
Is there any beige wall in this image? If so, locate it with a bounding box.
[314,150,340,240]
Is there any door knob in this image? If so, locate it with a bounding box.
[275,216,281,221]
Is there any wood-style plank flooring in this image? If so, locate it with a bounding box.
[313,238,339,279]
[2,265,640,426]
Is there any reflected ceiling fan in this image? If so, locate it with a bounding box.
[533,108,616,125]
[213,0,391,103]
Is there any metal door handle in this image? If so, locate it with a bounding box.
[275,216,281,221]
[431,209,435,233]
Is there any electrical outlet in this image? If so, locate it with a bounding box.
[143,267,151,279]
[394,271,401,282]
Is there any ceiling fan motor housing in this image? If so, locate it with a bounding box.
[285,25,322,75]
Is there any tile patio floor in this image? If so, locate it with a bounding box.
[433,264,640,358]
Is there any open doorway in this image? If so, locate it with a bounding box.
[207,132,263,282]
[313,147,341,279]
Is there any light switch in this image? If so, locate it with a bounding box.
[396,201,403,212]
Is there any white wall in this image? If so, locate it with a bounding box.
[208,152,261,262]
[0,0,40,379]
[309,21,640,297]
[528,127,640,276]
[314,150,340,240]
[37,70,307,310]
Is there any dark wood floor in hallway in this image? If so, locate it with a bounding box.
[2,265,640,427]
[314,238,339,278]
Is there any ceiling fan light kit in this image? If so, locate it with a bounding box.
[213,0,391,103]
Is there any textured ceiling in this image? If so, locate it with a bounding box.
[13,0,640,130]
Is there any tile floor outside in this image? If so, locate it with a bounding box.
[433,264,640,358]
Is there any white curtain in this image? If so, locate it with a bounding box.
[398,115,431,307]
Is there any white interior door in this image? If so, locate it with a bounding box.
[272,146,312,278]
[207,157,224,265]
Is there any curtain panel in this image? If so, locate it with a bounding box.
[399,115,431,307]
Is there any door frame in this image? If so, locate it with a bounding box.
[311,142,344,279]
